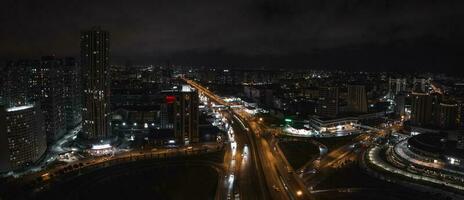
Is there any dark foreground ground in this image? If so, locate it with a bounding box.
[313,160,453,200]
[0,152,223,200]
[279,140,320,170]
[38,164,218,200]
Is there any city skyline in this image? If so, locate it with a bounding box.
[1,0,463,71]
[1,1,464,200]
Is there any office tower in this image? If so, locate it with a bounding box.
[62,57,82,130]
[0,103,47,172]
[80,27,111,140]
[162,85,199,144]
[347,85,368,113]
[317,87,339,117]
[410,92,433,126]
[29,57,67,142]
[436,102,459,129]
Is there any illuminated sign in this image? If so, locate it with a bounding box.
[92,144,112,150]
[166,95,176,104]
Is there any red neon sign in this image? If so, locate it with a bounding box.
[166,95,176,104]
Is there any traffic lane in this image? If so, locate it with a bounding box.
[304,144,363,188]
[256,132,310,200]
[251,119,312,199]
[246,116,309,200]
[256,122,311,199]
[250,130,289,200]
[221,138,236,199]
[226,111,267,200]
[315,133,369,169]
[235,112,290,200]
[241,114,289,199]
[185,80,292,199]
[301,134,370,187]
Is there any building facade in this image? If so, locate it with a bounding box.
[436,102,459,129]
[161,85,199,144]
[30,57,67,142]
[0,104,47,172]
[80,27,112,140]
[62,57,82,130]
[410,92,433,126]
[4,58,68,143]
[389,78,407,97]
[317,87,339,117]
[347,85,368,113]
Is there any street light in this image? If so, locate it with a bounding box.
[296,190,303,197]
[259,117,263,122]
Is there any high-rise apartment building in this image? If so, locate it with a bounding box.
[436,102,459,129]
[62,58,82,130]
[80,27,111,140]
[4,58,67,143]
[317,87,339,117]
[0,104,47,172]
[394,92,407,116]
[410,92,433,126]
[347,85,368,113]
[162,85,199,144]
[388,78,407,97]
[30,56,66,142]
[2,60,34,106]
[413,78,427,93]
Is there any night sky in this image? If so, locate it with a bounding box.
[1,0,463,71]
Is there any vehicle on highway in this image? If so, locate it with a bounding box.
[228,174,235,183]
[272,185,281,192]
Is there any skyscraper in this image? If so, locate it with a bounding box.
[162,85,199,144]
[436,102,459,129]
[0,103,47,172]
[62,57,82,130]
[410,92,433,126]
[4,58,67,143]
[2,60,34,107]
[394,92,407,116]
[317,87,339,117]
[80,27,111,140]
[30,56,66,142]
[347,85,368,113]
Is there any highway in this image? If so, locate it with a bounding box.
[181,77,464,199]
[183,77,310,200]
[367,146,464,191]
[225,111,271,200]
[301,133,371,189]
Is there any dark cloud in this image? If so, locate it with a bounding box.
[0,0,463,71]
